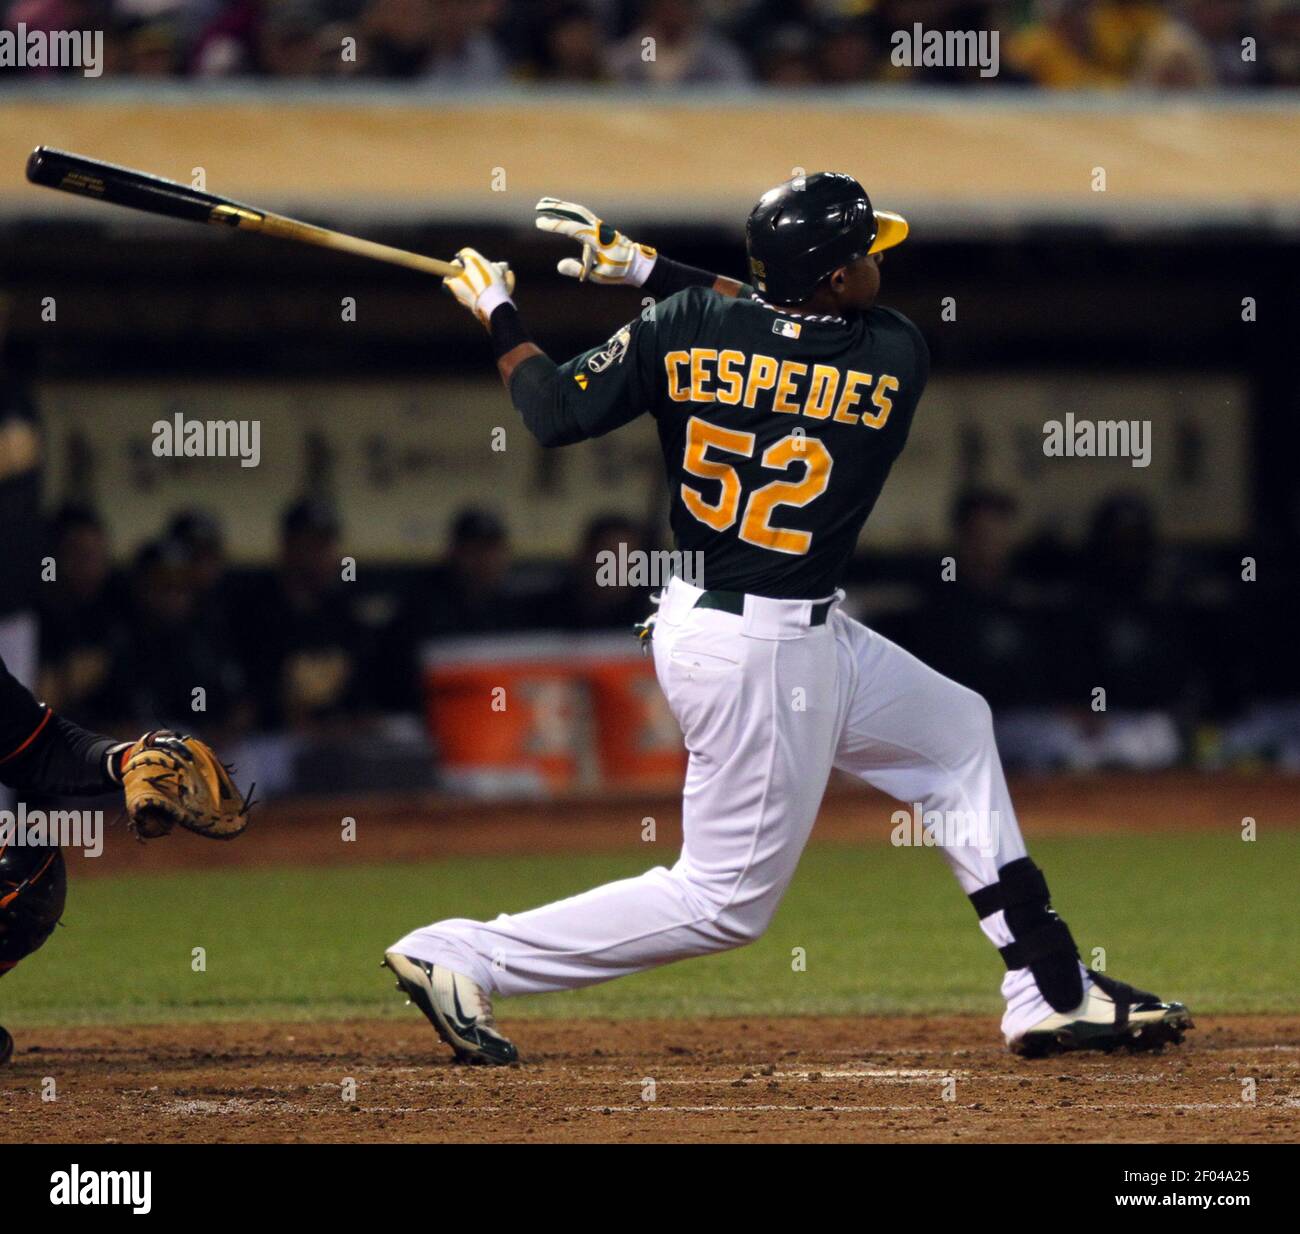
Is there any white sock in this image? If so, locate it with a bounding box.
[1001,962,1093,1042]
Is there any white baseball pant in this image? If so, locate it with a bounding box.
[392,576,1064,1040]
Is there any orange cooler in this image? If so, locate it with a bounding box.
[577,634,687,792]
[422,635,582,796]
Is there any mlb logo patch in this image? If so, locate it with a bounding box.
[772,318,802,339]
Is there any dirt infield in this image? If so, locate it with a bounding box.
[1,1016,1296,1144]
[8,774,1295,1143]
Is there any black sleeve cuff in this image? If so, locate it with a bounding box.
[643,256,719,299]
[489,302,533,359]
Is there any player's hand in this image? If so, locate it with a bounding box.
[443,247,516,326]
[534,198,658,286]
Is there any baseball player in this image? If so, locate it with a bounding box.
[0,653,248,1064]
[383,173,1192,1064]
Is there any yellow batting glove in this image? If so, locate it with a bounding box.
[534,197,658,286]
[443,247,517,326]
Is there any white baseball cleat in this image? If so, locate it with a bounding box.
[382,951,519,1066]
[1009,972,1193,1058]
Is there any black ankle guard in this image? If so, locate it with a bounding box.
[968,858,1083,1013]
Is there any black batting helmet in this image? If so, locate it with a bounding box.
[0,844,66,976]
[745,172,909,305]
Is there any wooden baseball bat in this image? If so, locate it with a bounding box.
[25,146,464,279]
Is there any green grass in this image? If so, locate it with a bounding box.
[2,832,1295,1027]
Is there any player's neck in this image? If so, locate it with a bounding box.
[766,294,850,322]
[797,287,855,316]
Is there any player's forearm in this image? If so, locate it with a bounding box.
[642,255,744,299]
[488,304,587,447]
[0,708,123,796]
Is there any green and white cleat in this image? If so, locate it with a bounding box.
[383,951,519,1066]
[1010,972,1193,1058]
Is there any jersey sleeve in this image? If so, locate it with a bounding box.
[552,310,662,439]
[904,314,930,395]
[0,657,119,796]
[869,306,930,458]
[508,289,703,447]
[0,655,48,779]
[875,306,930,395]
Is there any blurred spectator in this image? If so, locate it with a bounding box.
[1260,0,1300,86]
[1005,0,1127,87]
[238,497,372,730]
[910,489,1055,710]
[381,506,528,710]
[258,0,342,77]
[118,11,184,76]
[1062,494,1193,768]
[356,0,509,82]
[1181,0,1260,85]
[357,0,434,76]
[896,489,1198,771]
[115,536,251,731]
[1220,518,1300,768]
[530,1,608,81]
[189,0,265,76]
[0,293,42,696]
[1134,12,1218,87]
[535,512,656,631]
[607,0,750,85]
[752,23,819,86]
[3,0,113,76]
[169,507,240,668]
[169,508,226,601]
[1083,0,1177,77]
[190,0,358,78]
[817,16,878,84]
[1004,0,1209,88]
[37,503,130,728]
[16,480,1300,772]
[409,506,526,637]
[731,0,826,85]
[0,0,1281,87]
[423,0,509,84]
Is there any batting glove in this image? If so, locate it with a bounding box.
[534,197,658,286]
[444,247,517,326]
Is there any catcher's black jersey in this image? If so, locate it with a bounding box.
[0,653,47,777]
[0,654,115,796]
[554,286,929,598]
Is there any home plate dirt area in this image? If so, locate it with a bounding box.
[4,1016,1297,1144]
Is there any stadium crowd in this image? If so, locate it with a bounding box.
[19,488,1300,778]
[3,0,1297,89]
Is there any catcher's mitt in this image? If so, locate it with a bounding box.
[121,731,251,841]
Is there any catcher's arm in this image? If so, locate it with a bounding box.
[0,656,124,796]
[534,198,746,298]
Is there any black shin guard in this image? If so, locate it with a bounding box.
[968,858,1083,1013]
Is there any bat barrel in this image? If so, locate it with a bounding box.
[25,145,246,224]
[25,145,458,278]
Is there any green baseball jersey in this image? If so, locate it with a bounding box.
[552,286,929,599]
